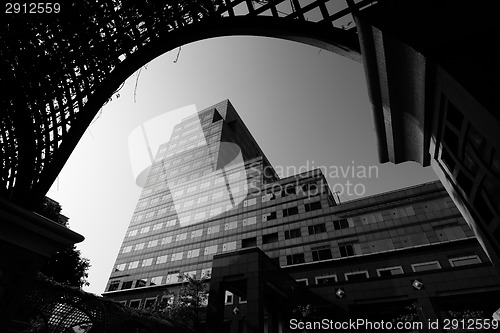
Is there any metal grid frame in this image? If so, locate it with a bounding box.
[0,0,377,206]
[20,274,178,333]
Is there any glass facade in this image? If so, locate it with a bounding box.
[105,100,281,293]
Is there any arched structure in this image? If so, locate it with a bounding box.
[0,0,373,207]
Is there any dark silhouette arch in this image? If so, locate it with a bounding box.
[0,0,374,207]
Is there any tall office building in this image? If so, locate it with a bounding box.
[103,99,285,307]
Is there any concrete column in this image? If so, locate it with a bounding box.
[205,278,227,333]
[245,272,264,333]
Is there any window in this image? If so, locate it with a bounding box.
[345,270,369,281]
[121,281,133,290]
[108,281,120,291]
[302,183,318,194]
[157,255,168,264]
[153,222,163,231]
[171,252,183,261]
[305,201,322,212]
[129,300,141,309]
[435,226,467,241]
[140,226,150,234]
[286,253,305,265]
[339,242,358,257]
[212,191,223,200]
[285,228,301,239]
[184,271,197,280]
[295,278,308,286]
[150,276,163,285]
[312,246,332,261]
[225,291,234,305]
[204,245,218,255]
[142,258,153,267]
[144,298,156,310]
[194,212,206,220]
[244,197,257,207]
[207,225,220,234]
[128,230,138,237]
[223,241,237,252]
[162,294,175,306]
[128,261,139,269]
[263,232,279,244]
[135,279,147,288]
[315,275,337,285]
[176,233,187,241]
[161,236,172,245]
[283,207,299,217]
[369,239,395,253]
[122,246,132,253]
[262,192,276,202]
[242,237,257,248]
[224,221,237,231]
[333,219,350,230]
[198,195,208,204]
[308,223,326,235]
[449,255,481,267]
[360,212,384,224]
[147,240,158,248]
[282,185,296,197]
[201,268,212,278]
[134,243,144,251]
[263,212,277,221]
[115,263,126,271]
[377,266,404,277]
[187,249,200,258]
[243,216,257,226]
[191,229,203,238]
[411,261,442,272]
[166,271,181,284]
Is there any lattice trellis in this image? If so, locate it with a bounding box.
[19,274,182,333]
[0,0,377,206]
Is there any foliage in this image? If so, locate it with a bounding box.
[293,304,319,320]
[40,245,91,288]
[34,197,64,225]
[149,274,209,332]
[448,309,485,320]
[391,303,422,333]
[34,197,91,288]
[291,304,323,333]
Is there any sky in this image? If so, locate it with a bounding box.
[46,36,438,295]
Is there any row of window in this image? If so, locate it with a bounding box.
[140,154,240,198]
[131,187,261,224]
[283,227,469,266]
[109,253,482,296]
[125,201,325,253]
[132,185,251,222]
[116,242,238,272]
[261,181,323,203]
[242,220,350,249]
[108,268,212,292]
[297,255,482,286]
